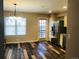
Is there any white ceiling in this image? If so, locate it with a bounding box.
[4,0,67,14]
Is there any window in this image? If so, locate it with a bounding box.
[4,16,26,36]
[39,20,46,38]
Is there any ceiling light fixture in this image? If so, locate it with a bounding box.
[49,10,52,13]
[14,3,17,16]
[63,6,67,9]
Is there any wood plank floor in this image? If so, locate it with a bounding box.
[5,42,65,59]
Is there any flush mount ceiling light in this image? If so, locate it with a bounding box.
[63,6,67,9]
[48,10,52,13]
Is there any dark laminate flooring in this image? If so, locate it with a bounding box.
[4,42,65,59]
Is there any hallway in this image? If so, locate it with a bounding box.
[5,42,65,59]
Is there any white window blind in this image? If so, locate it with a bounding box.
[39,20,46,38]
[4,16,26,36]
